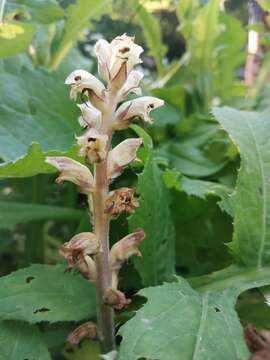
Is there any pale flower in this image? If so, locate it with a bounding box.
[95,34,143,89]
[107,138,142,179]
[120,70,144,98]
[114,96,164,129]
[76,128,108,164]
[65,69,106,109]
[77,102,101,130]
[45,156,94,194]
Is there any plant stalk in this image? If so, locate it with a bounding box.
[0,0,6,23]
[92,94,117,354]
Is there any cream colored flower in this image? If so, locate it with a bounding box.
[65,69,105,109]
[120,70,143,98]
[107,138,142,179]
[76,128,108,164]
[45,156,94,193]
[77,102,101,130]
[114,96,164,129]
[95,34,143,89]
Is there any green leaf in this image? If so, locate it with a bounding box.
[6,0,64,24]
[159,124,229,177]
[132,0,167,76]
[0,22,36,57]
[257,0,270,11]
[0,264,96,323]
[0,66,79,161]
[213,107,270,268]
[49,0,111,70]
[0,200,83,230]
[0,143,81,179]
[128,153,175,286]
[118,278,249,360]
[163,169,232,201]
[0,321,51,360]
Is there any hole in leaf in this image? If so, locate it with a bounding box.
[214,307,221,313]
[25,276,34,284]
[33,307,50,314]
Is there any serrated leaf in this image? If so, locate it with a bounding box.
[0,22,36,57]
[0,264,95,323]
[0,201,83,230]
[128,154,175,286]
[118,279,249,360]
[213,107,270,268]
[0,321,51,360]
[49,0,111,69]
[132,0,167,76]
[0,143,81,179]
[0,66,79,161]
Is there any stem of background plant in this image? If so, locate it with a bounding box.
[25,175,45,264]
[91,94,117,353]
[0,0,6,23]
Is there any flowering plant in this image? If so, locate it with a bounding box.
[46,34,163,354]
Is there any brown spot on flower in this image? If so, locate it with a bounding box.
[103,287,131,310]
[119,46,130,54]
[74,75,81,81]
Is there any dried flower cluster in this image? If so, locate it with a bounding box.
[46,34,163,352]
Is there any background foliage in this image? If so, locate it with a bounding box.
[1,0,270,359]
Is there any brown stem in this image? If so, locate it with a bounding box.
[92,94,117,354]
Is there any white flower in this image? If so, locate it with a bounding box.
[120,70,144,98]
[114,96,164,129]
[95,34,143,88]
[45,156,94,194]
[65,69,105,110]
[107,138,142,179]
[77,102,101,130]
[76,128,108,164]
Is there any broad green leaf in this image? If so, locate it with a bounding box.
[213,107,270,268]
[150,103,181,128]
[132,0,167,76]
[0,201,83,230]
[159,124,229,177]
[0,321,51,360]
[163,169,232,201]
[0,66,79,161]
[118,278,249,360]
[49,0,111,70]
[0,264,95,323]
[6,0,64,24]
[128,154,175,286]
[0,22,36,57]
[0,143,81,179]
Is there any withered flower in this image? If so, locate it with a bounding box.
[67,321,98,345]
[105,187,139,219]
[103,287,131,310]
[59,232,99,281]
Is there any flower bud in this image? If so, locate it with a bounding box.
[114,96,164,129]
[105,187,139,219]
[65,69,106,110]
[67,321,98,345]
[76,128,108,164]
[107,138,142,179]
[109,229,145,275]
[103,287,131,310]
[95,34,143,89]
[77,102,101,130]
[45,157,94,194]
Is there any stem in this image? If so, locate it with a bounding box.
[92,94,117,354]
[0,0,6,23]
